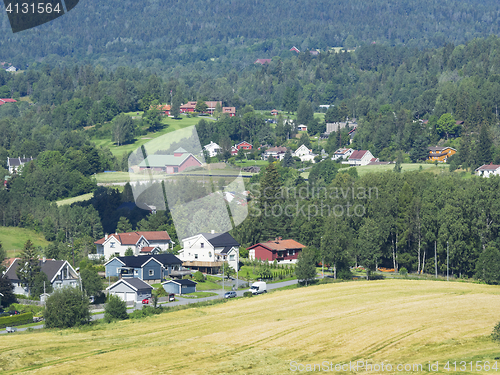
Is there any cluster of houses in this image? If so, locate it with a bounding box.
[158,101,235,117]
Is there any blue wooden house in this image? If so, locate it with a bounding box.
[105,254,182,283]
[162,279,197,295]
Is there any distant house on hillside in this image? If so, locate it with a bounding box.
[5,258,79,296]
[104,253,182,281]
[254,59,272,65]
[263,146,288,161]
[138,148,202,174]
[344,150,375,166]
[235,141,252,151]
[428,146,456,162]
[0,98,17,106]
[271,109,279,116]
[247,237,306,264]
[297,124,307,132]
[332,148,354,161]
[293,144,316,162]
[204,141,221,158]
[475,164,500,178]
[7,156,34,173]
[222,107,236,117]
[290,46,300,53]
[94,231,173,258]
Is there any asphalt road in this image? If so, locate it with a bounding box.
[1,279,299,334]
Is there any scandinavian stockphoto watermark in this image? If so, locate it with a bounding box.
[250,183,379,220]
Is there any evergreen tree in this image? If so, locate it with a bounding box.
[0,241,5,274]
[259,162,281,209]
[298,132,312,148]
[297,100,314,126]
[476,124,492,167]
[475,246,500,285]
[171,92,182,118]
[80,266,104,297]
[281,149,294,168]
[295,247,317,286]
[31,271,53,298]
[282,86,298,113]
[195,100,208,113]
[16,240,40,294]
[117,216,133,233]
[0,276,16,306]
[409,137,429,162]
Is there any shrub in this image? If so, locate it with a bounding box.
[193,271,205,283]
[0,312,33,328]
[44,287,91,328]
[243,291,253,297]
[399,267,408,277]
[129,305,162,319]
[492,321,500,343]
[104,294,128,323]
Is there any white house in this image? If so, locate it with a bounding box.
[263,146,288,161]
[94,231,172,259]
[293,144,317,162]
[475,164,500,177]
[6,66,17,72]
[204,141,221,158]
[7,157,34,174]
[332,148,354,161]
[297,124,307,132]
[177,231,240,272]
[343,150,376,166]
[4,258,79,296]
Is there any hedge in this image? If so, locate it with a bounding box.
[0,312,33,328]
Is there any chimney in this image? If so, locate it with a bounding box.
[211,230,215,234]
[105,233,108,240]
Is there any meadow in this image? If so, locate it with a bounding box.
[1,280,500,374]
[0,227,50,258]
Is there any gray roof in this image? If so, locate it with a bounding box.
[112,254,182,268]
[201,232,240,248]
[7,157,33,167]
[163,279,197,286]
[5,259,73,283]
[109,278,153,291]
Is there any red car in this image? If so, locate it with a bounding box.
[142,298,150,304]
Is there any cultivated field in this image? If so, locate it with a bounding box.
[1,280,500,374]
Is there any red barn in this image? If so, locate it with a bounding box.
[180,101,197,113]
[138,148,202,174]
[247,237,306,264]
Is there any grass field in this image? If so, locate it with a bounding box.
[354,162,448,176]
[56,193,94,206]
[91,116,212,158]
[0,227,50,258]
[2,280,500,374]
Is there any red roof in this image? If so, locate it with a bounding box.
[248,239,306,251]
[94,231,171,245]
[476,164,500,171]
[140,246,154,253]
[349,150,368,160]
[0,99,16,106]
[254,59,272,65]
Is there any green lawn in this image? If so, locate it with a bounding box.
[56,193,94,206]
[354,162,448,176]
[91,116,214,158]
[95,172,130,184]
[0,227,50,258]
[179,291,218,298]
[233,160,268,168]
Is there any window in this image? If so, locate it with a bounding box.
[229,255,235,261]
[195,254,198,259]
[110,242,115,248]
[134,270,138,275]
[201,243,204,248]
[174,167,178,173]
[149,270,154,276]
[208,252,212,257]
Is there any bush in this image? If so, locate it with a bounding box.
[399,267,408,277]
[492,321,500,343]
[104,294,128,323]
[0,312,33,328]
[193,271,205,283]
[129,305,162,319]
[44,287,91,328]
[243,292,253,297]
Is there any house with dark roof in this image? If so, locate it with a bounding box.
[475,163,500,177]
[94,231,172,258]
[7,157,34,174]
[4,258,79,296]
[162,279,197,295]
[106,278,153,302]
[428,146,456,162]
[247,237,306,264]
[104,254,182,282]
[138,148,202,174]
[343,150,375,166]
[263,146,289,161]
[178,231,240,273]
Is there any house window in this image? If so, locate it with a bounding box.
[201,243,204,248]
[134,270,138,275]
[195,254,198,259]
[229,255,235,261]
[209,252,212,257]
[110,242,115,248]
[174,167,178,173]
[149,270,154,276]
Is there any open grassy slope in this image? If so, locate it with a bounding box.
[0,227,50,258]
[2,280,500,374]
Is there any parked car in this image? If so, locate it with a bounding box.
[224,291,237,299]
[168,293,175,302]
[142,298,150,304]
[8,310,20,315]
[6,326,17,333]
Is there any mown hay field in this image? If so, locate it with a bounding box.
[2,280,500,374]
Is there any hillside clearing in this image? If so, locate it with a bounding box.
[1,280,500,374]
[0,227,50,258]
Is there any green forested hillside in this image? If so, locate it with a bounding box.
[2,0,500,70]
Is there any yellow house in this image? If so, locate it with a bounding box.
[428,146,456,162]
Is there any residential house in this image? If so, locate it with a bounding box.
[154,104,171,116]
[309,50,320,56]
[247,237,306,264]
[293,144,316,162]
[297,124,308,132]
[263,146,288,161]
[222,107,236,117]
[7,156,34,173]
[178,231,240,273]
[290,46,300,53]
[428,146,456,162]
[4,258,79,296]
[205,101,222,114]
[162,279,197,295]
[104,254,183,282]
[180,101,197,113]
[138,148,202,174]
[271,109,279,116]
[332,148,354,161]
[94,231,173,258]
[0,98,16,106]
[235,141,252,151]
[230,146,238,156]
[343,150,375,166]
[475,164,500,177]
[106,278,153,302]
[204,141,222,157]
[5,66,17,72]
[254,59,272,65]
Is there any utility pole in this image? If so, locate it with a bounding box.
[447,241,449,281]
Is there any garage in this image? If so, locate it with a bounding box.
[106,278,153,302]
[162,279,197,295]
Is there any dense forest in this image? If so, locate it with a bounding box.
[2,0,500,73]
